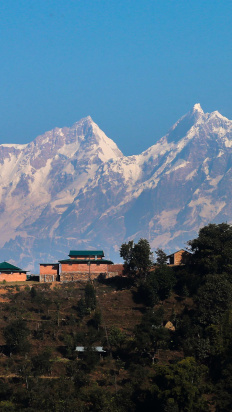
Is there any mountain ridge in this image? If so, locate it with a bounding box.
[1,105,232,272]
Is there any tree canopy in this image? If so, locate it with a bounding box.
[120,238,153,278]
[4,319,30,354]
[155,248,168,265]
[195,274,232,326]
[187,223,232,276]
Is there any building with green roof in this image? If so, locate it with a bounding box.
[0,261,27,282]
[39,250,123,283]
[0,261,27,273]
[68,250,104,258]
[58,250,114,282]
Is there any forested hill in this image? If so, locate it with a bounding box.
[0,223,231,410]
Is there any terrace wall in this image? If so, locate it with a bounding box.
[40,274,58,282]
[60,272,117,282]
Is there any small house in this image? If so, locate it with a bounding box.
[167,249,190,266]
[0,261,28,282]
[75,346,106,359]
[75,346,106,353]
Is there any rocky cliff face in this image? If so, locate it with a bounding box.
[1,104,232,271]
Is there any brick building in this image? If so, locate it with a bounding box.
[39,250,123,282]
[59,250,114,282]
[167,249,190,266]
[0,261,27,282]
[39,263,59,282]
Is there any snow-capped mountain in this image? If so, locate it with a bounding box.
[1,104,232,271]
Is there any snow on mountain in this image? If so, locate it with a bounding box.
[1,106,232,271]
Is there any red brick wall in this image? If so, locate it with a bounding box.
[40,264,59,275]
[61,263,108,273]
[108,264,124,276]
[0,273,27,282]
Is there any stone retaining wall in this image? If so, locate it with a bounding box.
[60,271,117,282]
[40,274,59,282]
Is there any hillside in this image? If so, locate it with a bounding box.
[0,279,199,411]
[1,221,232,410]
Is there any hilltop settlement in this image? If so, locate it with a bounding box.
[0,248,187,283]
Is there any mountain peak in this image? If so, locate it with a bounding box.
[69,115,123,160]
[83,115,93,122]
[166,103,204,143]
[72,116,94,128]
[192,103,204,114]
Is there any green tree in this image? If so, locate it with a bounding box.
[215,362,232,411]
[84,282,97,311]
[187,223,232,276]
[81,346,100,372]
[108,326,127,350]
[153,358,208,411]
[4,319,30,354]
[120,240,135,274]
[133,308,170,356]
[76,298,88,319]
[31,350,52,376]
[195,274,232,326]
[0,400,17,411]
[80,386,112,411]
[137,277,159,307]
[62,333,76,358]
[155,248,168,265]
[30,286,37,300]
[153,265,176,300]
[138,265,175,306]
[120,238,153,278]
[66,360,90,389]
[89,310,102,330]
[18,359,32,389]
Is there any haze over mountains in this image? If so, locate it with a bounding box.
[1,104,232,271]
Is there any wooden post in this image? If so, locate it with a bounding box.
[88,260,91,282]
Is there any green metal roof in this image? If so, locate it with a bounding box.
[40,263,59,266]
[0,261,27,273]
[59,258,113,264]
[68,250,104,257]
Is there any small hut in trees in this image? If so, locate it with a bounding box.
[167,249,190,266]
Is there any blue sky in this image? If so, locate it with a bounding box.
[0,0,232,154]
